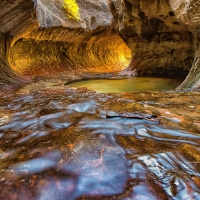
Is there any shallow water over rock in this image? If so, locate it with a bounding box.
[65,77,183,93]
[0,79,199,200]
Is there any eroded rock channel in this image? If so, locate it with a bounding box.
[0,0,200,199]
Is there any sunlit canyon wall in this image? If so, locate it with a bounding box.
[10,0,131,76]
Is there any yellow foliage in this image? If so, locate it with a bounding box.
[63,0,80,21]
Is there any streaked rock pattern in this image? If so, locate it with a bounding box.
[108,0,194,78]
[10,29,131,75]
[170,0,200,88]
[4,0,131,77]
[0,0,37,91]
[0,0,200,90]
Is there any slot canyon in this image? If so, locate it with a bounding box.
[0,0,200,199]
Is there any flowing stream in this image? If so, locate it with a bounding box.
[0,78,199,200]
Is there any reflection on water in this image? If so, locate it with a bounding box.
[0,82,199,200]
[65,77,182,93]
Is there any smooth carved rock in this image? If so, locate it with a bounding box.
[169,0,200,88]
[108,0,194,78]
[36,0,114,29]
[12,0,131,75]
[0,0,131,80]
[0,0,200,91]
[0,0,37,92]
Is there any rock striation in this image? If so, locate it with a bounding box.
[3,0,131,77]
[0,0,200,91]
[108,0,194,78]
[0,0,131,90]
[0,0,37,91]
[170,0,200,88]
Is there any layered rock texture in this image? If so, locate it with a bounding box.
[0,0,200,91]
[9,0,131,76]
[0,0,37,91]
[111,0,194,78]
[0,0,131,90]
[170,0,200,88]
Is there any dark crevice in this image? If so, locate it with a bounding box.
[124,0,132,13]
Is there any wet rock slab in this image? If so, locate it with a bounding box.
[0,79,199,199]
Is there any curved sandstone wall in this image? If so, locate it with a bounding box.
[10,28,131,76]
[0,0,37,91]
[1,0,131,81]
[0,0,199,91]
[170,0,200,88]
[108,0,194,77]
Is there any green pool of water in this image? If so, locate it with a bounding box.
[65,77,183,93]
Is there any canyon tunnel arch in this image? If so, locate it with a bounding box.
[9,27,132,76]
[0,0,200,92]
